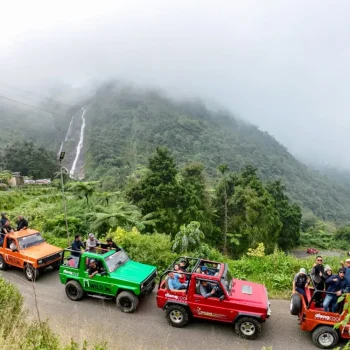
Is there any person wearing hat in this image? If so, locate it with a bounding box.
[324,265,333,288]
[293,268,309,298]
[323,267,348,312]
[86,233,99,252]
[341,259,350,287]
[88,259,104,279]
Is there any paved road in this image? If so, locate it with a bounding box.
[1,269,326,350]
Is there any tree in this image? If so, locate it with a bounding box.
[69,181,98,205]
[217,164,229,254]
[127,147,183,234]
[89,202,155,233]
[94,191,120,206]
[172,221,205,253]
[1,141,58,179]
[266,180,302,251]
[180,162,214,235]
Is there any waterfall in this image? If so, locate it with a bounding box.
[70,108,86,178]
[58,141,64,156]
[65,114,76,141]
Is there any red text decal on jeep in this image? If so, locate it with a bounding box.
[156,257,271,340]
[290,277,350,349]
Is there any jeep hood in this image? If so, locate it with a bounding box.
[21,243,62,259]
[229,278,268,308]
[111,260,156,284]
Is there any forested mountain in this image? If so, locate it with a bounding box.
[80,84,350,223]
[1,82,350,223]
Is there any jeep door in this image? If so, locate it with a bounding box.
[82,258,114,296]
[4,238,22,268]
[189,278,234,322]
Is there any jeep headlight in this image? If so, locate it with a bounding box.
[59,251,63,256]
[38,260,43,264]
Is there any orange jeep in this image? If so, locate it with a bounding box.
[290,279,350,349]
[0,229,63,281]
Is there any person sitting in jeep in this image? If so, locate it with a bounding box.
[323,268,348,312]
[106,238,121,252]
[1,220,14,235]
[168,271,188,290]
[292,268,309,299]
[16,215,28,231]
[88,259,104,279]
[199,280,222,298]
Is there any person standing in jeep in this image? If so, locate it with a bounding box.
[311,256,325,307]
[323,268,348,312]
[16,215,28,231]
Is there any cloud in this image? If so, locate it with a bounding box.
[1,0,350,169]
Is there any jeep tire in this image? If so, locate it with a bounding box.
[312,326,339,349]
[116,291,139,313]
[24,264,39,281]
[0,255,8,270]
[290,293,302,316]
[65,280,84,301]
[165,305,190,328]
[235,317,261,340]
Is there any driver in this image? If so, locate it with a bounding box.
[200,280,222,298]
[88,259,104,279]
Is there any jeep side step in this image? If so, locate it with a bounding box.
[87,294,114,300]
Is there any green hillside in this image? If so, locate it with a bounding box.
[83,84,350,223]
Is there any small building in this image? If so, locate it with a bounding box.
[8,172,24,187]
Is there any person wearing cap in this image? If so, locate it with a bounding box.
[86,233,99,252]
[323,268,348,312]
[293,268,309,298]
[106,238,121,252]
[179,258,189,272]
[341,259,350,287]
[88,259,104,279]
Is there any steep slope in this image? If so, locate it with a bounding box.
[83,84,350,223]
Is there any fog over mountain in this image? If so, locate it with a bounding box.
[1,0,350,170]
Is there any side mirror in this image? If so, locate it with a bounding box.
[220,295,225,302]
[101,270,107,276]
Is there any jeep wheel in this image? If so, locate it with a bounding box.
[312,326,339,349]
[290,293,301,316]
[24,264,39,281]
[166,305,189,328]
[235,317,261,340]
[0,255,8,270]
[116,291,139,313]
[65,280,84,301]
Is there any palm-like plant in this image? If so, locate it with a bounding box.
[94,191,120,206]
[172,221,204,253]
[89,202,156,232]
[68,181,98,205]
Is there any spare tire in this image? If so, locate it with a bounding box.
[290,293,301,316]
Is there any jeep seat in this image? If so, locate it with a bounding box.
[196,281,201,295]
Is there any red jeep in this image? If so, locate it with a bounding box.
[290,278,350,348]
[156,257,271,340]
[307,248,319,255]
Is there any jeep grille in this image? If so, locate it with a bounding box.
[142,270,157,288]
[40,252,61,265]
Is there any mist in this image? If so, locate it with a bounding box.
[1,0,350,170]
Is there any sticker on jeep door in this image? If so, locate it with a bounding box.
[195,307,226,319]
[314,313,340,322]
[165,293,187,301]
[83,279,112,293]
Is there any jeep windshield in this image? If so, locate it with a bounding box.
[222,269,233,293]
[105,251,129,272]
[18,233,45,249]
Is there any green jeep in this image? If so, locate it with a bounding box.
[59,247,157,313]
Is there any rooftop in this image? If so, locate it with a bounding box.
[9,228,40,238]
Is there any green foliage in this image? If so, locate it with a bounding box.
[0,141,59,179]
[68,181,98,205]
[127,147,183,234]
[172,221,205,253]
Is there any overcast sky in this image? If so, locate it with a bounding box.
[1,0,349,169]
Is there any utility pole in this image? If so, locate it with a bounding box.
[59,152,70,246]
